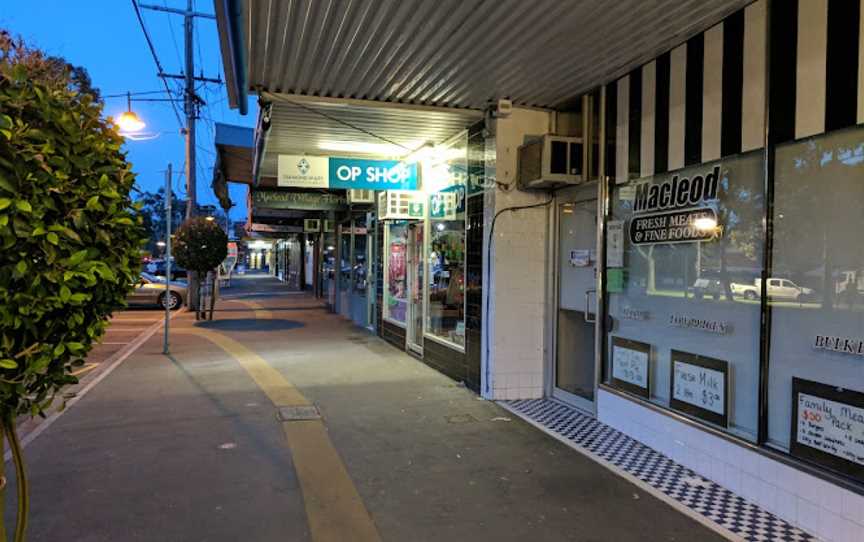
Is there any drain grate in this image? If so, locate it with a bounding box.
[277,405,321,421]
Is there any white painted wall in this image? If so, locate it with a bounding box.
[482,107,552,400]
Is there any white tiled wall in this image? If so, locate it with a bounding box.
[482,107,551,401]
[598,389,864,542]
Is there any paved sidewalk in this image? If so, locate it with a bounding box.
[8,273,727,541]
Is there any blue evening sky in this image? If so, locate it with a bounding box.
[1,0,253,221]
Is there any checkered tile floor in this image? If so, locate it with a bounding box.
[503,399,816,542]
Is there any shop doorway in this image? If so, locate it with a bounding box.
[553,188,598,413]
[366,219,377,332]
[406,222,424,355]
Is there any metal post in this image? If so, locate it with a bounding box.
[163,163,173,355]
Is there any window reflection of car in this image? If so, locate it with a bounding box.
[126,273,186,310]
[730,278,814,301]
[149,259,188,280]
[689,278,726,300]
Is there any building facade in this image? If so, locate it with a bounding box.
[213,1,864,539]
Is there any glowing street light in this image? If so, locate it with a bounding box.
[116,92,146,134]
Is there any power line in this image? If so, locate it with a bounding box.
[130,0,184,129]
[192,0,206,77]
[103,89,173,98]
[162,0,184,68]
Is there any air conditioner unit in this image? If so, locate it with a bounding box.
[303,219,321,233]
[323,219,335,233]
[517,135,583,190]
[377,190,425,220]
[347,188,376,205]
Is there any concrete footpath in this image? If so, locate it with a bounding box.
[8,273,727,541]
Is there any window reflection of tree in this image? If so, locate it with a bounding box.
[774,133,864,312]
[621,155,765,303]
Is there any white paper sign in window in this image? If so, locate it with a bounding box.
[670,351,729,427]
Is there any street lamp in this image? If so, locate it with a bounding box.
[116,92,146,134]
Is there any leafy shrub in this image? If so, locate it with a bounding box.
[173,217,228,273]
[0,32,144,420]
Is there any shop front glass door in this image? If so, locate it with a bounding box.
[350,224,368,328]
[338,225,352,318]
[554,196,597,412]
[407,222,424,354]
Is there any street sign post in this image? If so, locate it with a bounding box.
[163,163,172,355]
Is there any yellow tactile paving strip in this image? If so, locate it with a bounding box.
[178,314,380,542]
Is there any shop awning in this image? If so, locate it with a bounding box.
[212,122,254,211]
[214,123,254,184]
[255,93,481,181]
[216,0,750,112]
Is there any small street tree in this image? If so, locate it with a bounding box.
[0,32,144,540]
[173,217,228,320]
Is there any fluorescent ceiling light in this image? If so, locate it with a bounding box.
[317,140,417,156]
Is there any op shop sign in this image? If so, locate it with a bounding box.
[278,155,418,190]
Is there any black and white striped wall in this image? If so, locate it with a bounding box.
[606,0,864,182]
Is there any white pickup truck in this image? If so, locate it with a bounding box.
[730,278,814,301]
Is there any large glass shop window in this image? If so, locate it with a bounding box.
[423,130,469,348]
[385,222,408,324]
[605,152,765,441]
[427,198,466,348]
[768,126,864,482]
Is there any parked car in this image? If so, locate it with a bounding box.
[731,278,814,301]
[147,259,188,280]
[126,273,186,310]
[689,278,726,300]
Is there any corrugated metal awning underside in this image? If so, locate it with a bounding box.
[257,93,482,179]
[232,0,751,110]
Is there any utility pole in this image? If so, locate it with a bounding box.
[140,0,217,217]
[183,0,196,220]
[139,1,219,310]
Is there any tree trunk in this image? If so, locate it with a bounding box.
[0,421,7,542]
[719,240,735,301]
[187,271,200,313]
[208,270,217,320]
[2,417,27,542]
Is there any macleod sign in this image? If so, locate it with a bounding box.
[628,165,722,246]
